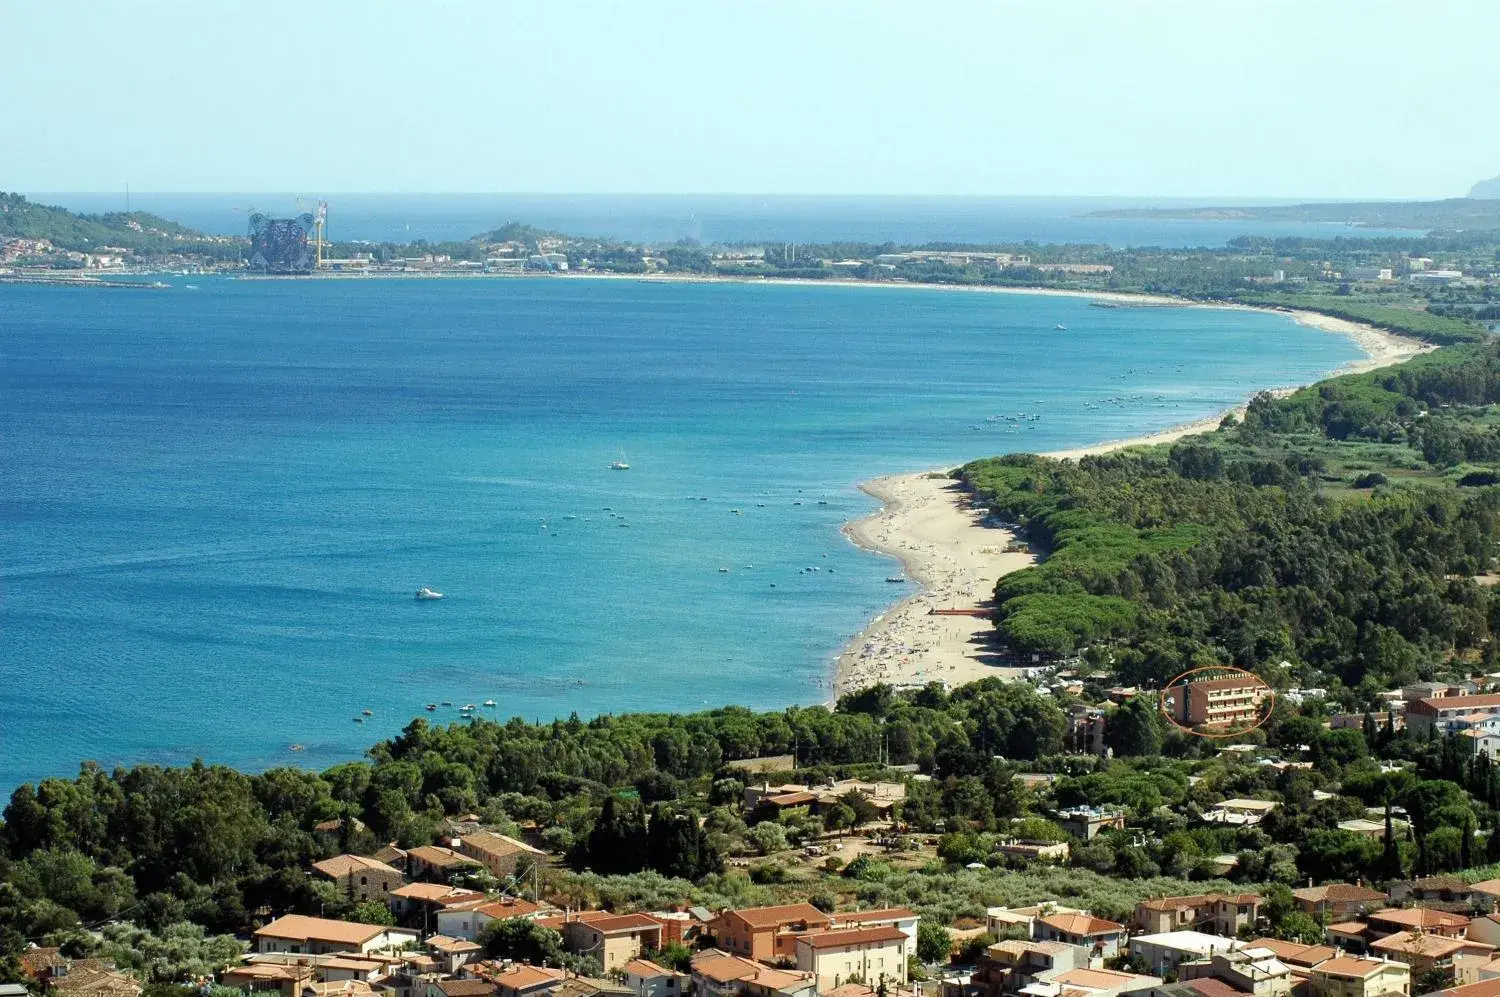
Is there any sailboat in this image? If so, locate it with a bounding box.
[610,449,630,470]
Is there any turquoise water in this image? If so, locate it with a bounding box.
[0,277,1362,791]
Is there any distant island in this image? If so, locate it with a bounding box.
[1085,194,1500,231]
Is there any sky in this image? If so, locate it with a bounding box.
[4,0,1499,200]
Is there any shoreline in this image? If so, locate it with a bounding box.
[831,311,1430,699]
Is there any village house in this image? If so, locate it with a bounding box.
[1054,807,1127,840]
[423,935,481,976]
[1308,957,1411,997]
[794,927,909,990]
[1133,895,1262,937]
[1201,799,1278,827]
[388,883,489,926]
[1465,914,1500,949]
[1034,912,1128,964]
[1025,967,1159,997]
[830,908,919,946]
[995,839,1070,862]
[222,962,315,995]
[709,904,834,962]
[471,963,568,997]
[623,959,688,997]
[458,831,547,880]
[689,950,816,997]
[1292,884,1387,919]
[972,940,1081,997]
[311,855,405,903]
[434,896,546,941]
[537,911,663,973]
[1179,947,1291,997]
[1367,908,1470,939]
[1407,694,1500,738]
[253,915,420,956]
[1127,932,1241,977]
[49,965,143,997]
[1244,938,1337,971]
[406,845,483,883]
[1370,933,1492,978]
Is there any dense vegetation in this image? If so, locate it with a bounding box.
[963,343,1500,699]
[0,193,235,258]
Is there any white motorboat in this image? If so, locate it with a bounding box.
[415,587,444,601]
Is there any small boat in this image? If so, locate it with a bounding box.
[462,703,477,711]
[362,709,373,716]
[886,576,906,583]
[426,704,437,711]
[415,587,444,601]
[441,700,453,706]
[611,449,630,470]
[719,566,730,573]
[353,717,364,723]
[1055,323,1068,330]
[289,744,305,752]
[731,508,742,515]
[483,699,497,707]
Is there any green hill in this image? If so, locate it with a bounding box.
[0,192,229,254]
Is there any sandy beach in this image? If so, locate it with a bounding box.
[832,307,1430,698]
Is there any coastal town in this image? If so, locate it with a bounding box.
[18,673,1500,997]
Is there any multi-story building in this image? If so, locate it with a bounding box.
[1171,677,1268,729]
[310,855,405,903]
[794,927,908,990]
[709,904,834,963]
[1307,957,1410,997]
[1133,895,1261,937]
[253,915,420,956]
[1407,694,1500,738]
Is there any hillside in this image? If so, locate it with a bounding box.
[0,192,230,254]
[1473,175,1500,199]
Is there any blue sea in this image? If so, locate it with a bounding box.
[30,192,1422,248]
[0,277,1365,793]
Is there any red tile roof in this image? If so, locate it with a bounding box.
[717,903,832,930]
[1039,913,1125,936]
[797,926,906,949]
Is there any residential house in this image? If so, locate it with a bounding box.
[1407,695,1500,739]
[689,951,816,997]
[995,840,1069,863]
[709,904,834,963]
[1201,800,1277,827]
[1292,885,1387,919]
[1127,933,1241,977]
[1180,947,1292,997]
[538,911,663,973]
[1055,807,1127,841]
[1467,915,1500,949]
[1133,895,1262,937]
[458,832,547,880]
[623,959,688,997]
[388,883,488,927]
[435,897,545,942]
[1326,923,1373,954]
[1308,957,1410,997]
[222,963,315,995]
[1243,939,1335,970]
[1034,913,1127,964]
[253,915,420,956]
[426,980,498,997]
[49,966,143,997]
[986,905,1086,940]
[1067,705,1108,756]
[472,964,568,997]
[1370,933,1492,978]
[311,855,405,903]
[794,927,909,990]
[1367,908,1470,939]
[1430,980,1500,997]
[1025,967,1160,997]
[1404,683,1457,702]
[648,908,712,948]
[831,908,919,947]
[423,935,481,975]
[972,940,1081,997]
[406,845,482,882]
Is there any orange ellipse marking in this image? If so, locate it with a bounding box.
[1158,665,1276,739]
